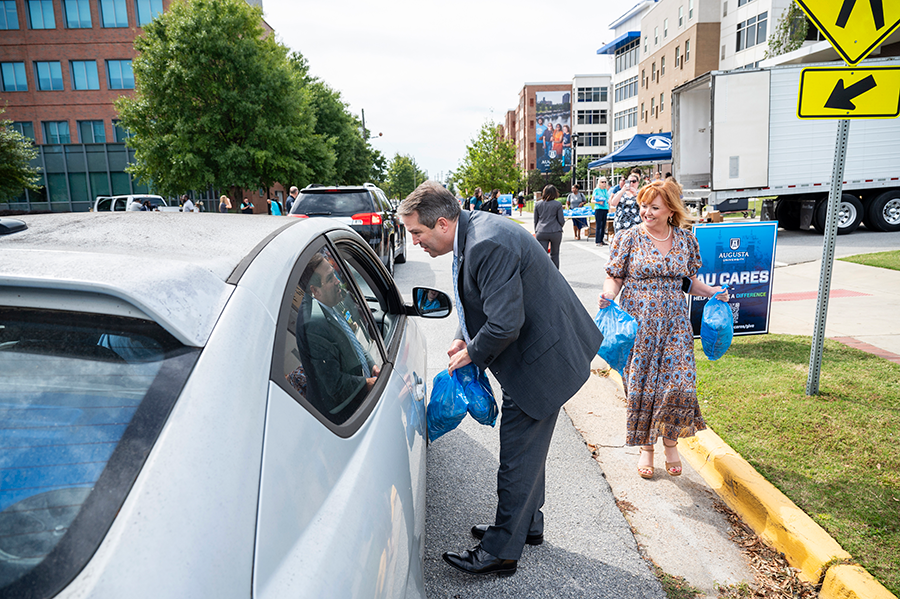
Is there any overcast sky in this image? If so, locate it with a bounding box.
[262,0,637,182]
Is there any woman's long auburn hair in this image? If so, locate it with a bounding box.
[636,179,691,229]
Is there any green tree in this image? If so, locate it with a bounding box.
[0,110,42,201]
[288,52,385,185]
[116,0,334,197]
[765,1,809,58]
[382,153,427,200]
[454,121,518,195]
[525,169,546,195]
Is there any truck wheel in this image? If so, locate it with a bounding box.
[865,190,900,232]
[813,194,863,235]
[775,200,801,230]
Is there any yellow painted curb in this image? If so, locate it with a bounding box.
[596,369,896,598]
[820,564,897,599]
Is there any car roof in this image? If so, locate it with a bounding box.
[0,213,335,347]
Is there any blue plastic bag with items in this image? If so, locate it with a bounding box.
[701,288,733,361]
[426,364,498,441]
[594,301,639,373]
[454,363,497,426]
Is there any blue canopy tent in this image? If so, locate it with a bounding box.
[588,133,672,169]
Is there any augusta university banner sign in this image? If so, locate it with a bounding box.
[689,222,778,337]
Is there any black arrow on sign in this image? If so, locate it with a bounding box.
[836,0,885,30]
[824,75,878,110]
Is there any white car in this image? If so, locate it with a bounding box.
[0,213,450,599]
[92,194,172,212]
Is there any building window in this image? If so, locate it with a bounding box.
[35,61,64,91]
[661,56,666,76]
[107,60,134,89]
[1,62,28,92]
[577,109,599,125]
[1,0,19,29]
[660,93,665,112]
[737,0,755,5]
[43,121,71,144]
[685,39,691,62]
[722,44,726,60]
[664,18,668,38]
[675,46,681,67]
[27,0,54,28]
[644,36,648,54]
[678,6,684,27]
[577,86,607,103]
[650,97,655,117]
[135,0,162,25]
[613,107,638,131]
[78,120,106,143]
[579,132,607,147]
[651,62,656,82]
[614,39,639,74]
[64,0,91,27]
[641,102,645,121]
[614,76,639,102]
[654,26,658,45]
[689,0,694,19]
[112,119,131,141]
[100,0,128,27]
[11,121,35,140]
[737,12,768,51]
[70,60,99,90]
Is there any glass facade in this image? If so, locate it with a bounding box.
[0,0,19,29]
[27,0,54,28]
[106,60,134,89]
[35,61,64,91]
[1,62,28,91]
[70,60,100,90]
[99,0,128,27]
[135,0,162,25]
[64,0,91,27]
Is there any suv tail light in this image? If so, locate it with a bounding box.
[352,213,382,225]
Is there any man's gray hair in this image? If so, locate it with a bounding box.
[290,186,299,194]
[398,181,460,228]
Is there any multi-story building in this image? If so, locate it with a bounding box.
[718,0,791,71]
[571,74,612,168]
[0,0,274,211]
[514,81,572,177]
[639,0,720,134]
[596,0,657,151]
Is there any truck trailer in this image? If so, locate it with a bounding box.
[671,57,900,234]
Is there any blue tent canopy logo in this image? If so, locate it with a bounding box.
[646,135,672,151]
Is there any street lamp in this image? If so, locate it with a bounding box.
[360,109,382,141]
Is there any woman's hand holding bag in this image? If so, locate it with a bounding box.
[701,287,733,361]
[593,300,639,374]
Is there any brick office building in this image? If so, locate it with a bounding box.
[0,0,279,212]
[513,82,571,181]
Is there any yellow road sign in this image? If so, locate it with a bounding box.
[798,66,900,118]
[795,0,900,65]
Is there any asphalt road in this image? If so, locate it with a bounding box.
[392,230,665,599]
[763,225,900,266]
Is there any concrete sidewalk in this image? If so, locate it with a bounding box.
[509,209,899,598]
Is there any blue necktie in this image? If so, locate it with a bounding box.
[452,253,471,344]
[328,305,371,376]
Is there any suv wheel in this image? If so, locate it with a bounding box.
[395,234,407,264]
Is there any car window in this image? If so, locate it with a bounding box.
[0,307,198,598]
[292,191,373,216]
[113,198,127,212]
[336,242,400,351]
[96,198,112,211]
[279,245,385,425]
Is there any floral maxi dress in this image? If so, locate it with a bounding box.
[606,225,707,446]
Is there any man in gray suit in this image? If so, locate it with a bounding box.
[399,181,602,576]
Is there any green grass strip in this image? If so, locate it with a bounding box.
[839,250,900,272]
[695,335,900,596]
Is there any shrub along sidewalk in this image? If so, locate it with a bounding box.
[695,334,900,596]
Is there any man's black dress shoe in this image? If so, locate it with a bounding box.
[442,544,517,576]
[471,524,544,546]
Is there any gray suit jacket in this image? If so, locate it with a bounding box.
[455,210,602,420]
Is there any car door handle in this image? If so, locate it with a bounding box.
[413,372,426,402]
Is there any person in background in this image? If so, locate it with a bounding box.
[268,198,282,216]
[535,118,547,160]
[241,198,254,214]
[285,186,299,213]
[181,195,195,213]
[592,177,610,246]
[465,187,483,211]
[597,178,728,480]
[482,189,500,214]
[561,125,572,167]
[610,171,643,235]
[141,200,153,211]
[219,195,232,213]
[533,184,564,269]
[551,124,564,159]
[566,184,587,240]
[517,192,525,216]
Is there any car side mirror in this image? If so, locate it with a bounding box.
[406,287,452,318]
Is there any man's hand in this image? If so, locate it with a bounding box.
[447,339,467,358]
[448,347,472,375]
[365,364,381,391]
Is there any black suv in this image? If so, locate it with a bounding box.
[289,183,407,274]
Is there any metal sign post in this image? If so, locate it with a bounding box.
[806,119,851,395]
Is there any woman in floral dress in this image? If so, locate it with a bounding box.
[597,179,728,479]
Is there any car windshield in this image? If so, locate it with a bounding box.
[291,191,372,216]
[0,307,197,596]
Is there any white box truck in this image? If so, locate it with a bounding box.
[672,57,900,234]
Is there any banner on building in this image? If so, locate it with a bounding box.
[689,222,778,337]
[535,91,572,173]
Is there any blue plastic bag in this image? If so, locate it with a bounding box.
[454,363,498,426]
[701,288,733,361]
[426,369,469,441]
[594,301,639,373]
